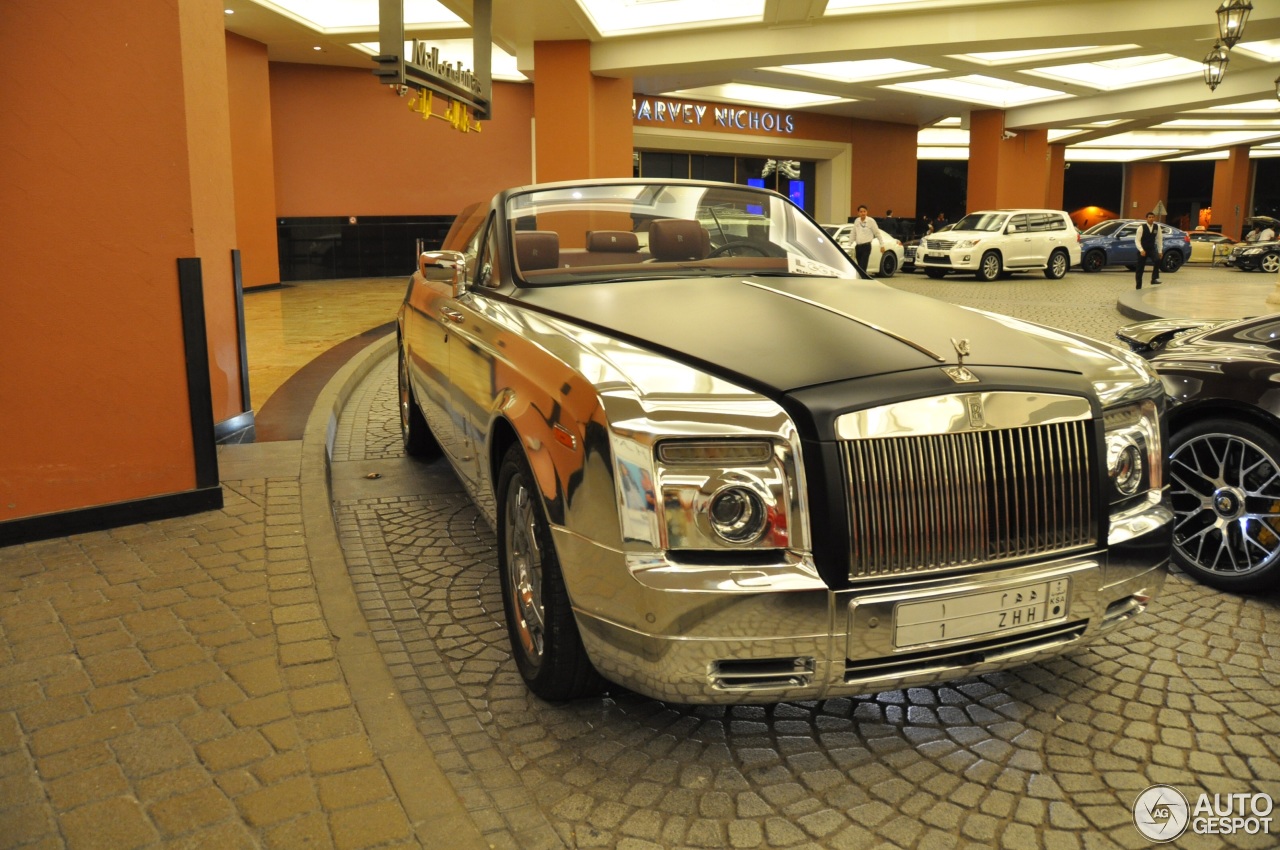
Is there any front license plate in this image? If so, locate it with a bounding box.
[925,254,948,263]
[893,578,1070,648]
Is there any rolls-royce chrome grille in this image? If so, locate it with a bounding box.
[842,420,1097,580]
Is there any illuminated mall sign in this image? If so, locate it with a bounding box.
[632,98,795,135]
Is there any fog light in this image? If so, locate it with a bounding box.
[708,486,767,543]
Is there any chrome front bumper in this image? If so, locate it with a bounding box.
[556,499,1172,705]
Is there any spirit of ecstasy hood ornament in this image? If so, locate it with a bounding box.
[943,337,979,384]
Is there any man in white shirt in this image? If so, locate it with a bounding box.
[850,205,884,276]
[1134,212,1164,289]
[1260,225,1276,242]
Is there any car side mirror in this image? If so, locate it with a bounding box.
[420,250,469,297]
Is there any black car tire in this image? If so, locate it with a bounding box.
[1161,251,1185,273]
[879,252,898,278]
[497,444,604,700]
[1081,249,1106,273]
[976,251,1001,282]
[1262,252,1280,274]
[925,269,947,279]
[1044,249,1069,280]
[398,346,439,458]
[1168,417,1280,593]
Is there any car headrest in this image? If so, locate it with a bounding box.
[648,219,710,261]
[515,231,560,270]
[585,230,640,252]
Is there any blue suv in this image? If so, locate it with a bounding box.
[1078,219,1191,274]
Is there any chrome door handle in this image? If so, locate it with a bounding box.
[441,307,464,324]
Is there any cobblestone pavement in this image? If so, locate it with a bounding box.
[330,266,1280,849]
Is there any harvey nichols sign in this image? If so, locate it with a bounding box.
[633,97,796,135]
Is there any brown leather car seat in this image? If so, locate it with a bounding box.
[585,230,640,253]
[515,231,560,270]
[648,219,710,261]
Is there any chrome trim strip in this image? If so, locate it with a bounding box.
[836,392,1092,440]
[740,280,946,362]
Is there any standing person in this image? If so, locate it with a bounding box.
[850,205,884,275]
[1135,212,1163,289]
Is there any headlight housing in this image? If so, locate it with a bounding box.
[1103,400,1162,507]
[655,439,795,550]
[955,238,982,248]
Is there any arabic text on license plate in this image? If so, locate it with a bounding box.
[893,579,1069,649]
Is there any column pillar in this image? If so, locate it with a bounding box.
[1123,162,1170,220]
[967,110,1051,212]
[532,41,633,183]
[1211,146,1253,240]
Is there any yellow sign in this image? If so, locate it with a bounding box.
[406,88,481,134]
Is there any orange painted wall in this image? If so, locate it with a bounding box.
[968,112,1054,212]
[226,32,282,289]
[1,0,221,520]
[850,120,918,218]
[1124,162,1170,221]
[533,42,634,182]
[181,0,242,425]
[269,64,534,216]
[1211,147,1253,239]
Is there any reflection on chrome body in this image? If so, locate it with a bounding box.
[397,178,1173,704]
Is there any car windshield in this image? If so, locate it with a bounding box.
[1083,220,1124,237]
[504,181,858,286]
[951,212,1009,232]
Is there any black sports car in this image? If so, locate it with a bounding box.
[1117,313,1280,592]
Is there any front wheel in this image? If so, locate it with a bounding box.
[975,251,1002,282]
[1168,418,1280,592]
[1081,249,1106,273]
[1044,249,1069,280]
[879,252,898,278]
[1262,252,1280,274]
[497,445,604,699]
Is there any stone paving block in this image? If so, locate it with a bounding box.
[148,784,237,837]
[28,707,135,757]
[135,662,223,698]
[82,647,151,686]
[263,810,334,850]
[17,694,88,731]
[307,735,375,774]
[112,724,198,778]
[0,801,57,849]
[196,729,274,771]
[237,774,320,827]
[58,795,158,850]
[227,657,284,698]
[329,799,412,850]
[290,682,352,715]
[316,765,394,810]
[135,765,213,805]
[131,694,200,727]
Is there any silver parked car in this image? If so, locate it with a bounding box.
[398,178,1172,704]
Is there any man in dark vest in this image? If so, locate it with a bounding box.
[1135,212,1163,289]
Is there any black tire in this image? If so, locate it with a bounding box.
[925,269,947,279]
[496,445,604,700]
[1168,418,1280,593]
[1044,249,1069,280]
[398,346,438,458]
[975,251,1001,282]
[1262,252,1280,274]
[1081,249,1106,273]
[1161,251,1185,273]
[879,252,898,278]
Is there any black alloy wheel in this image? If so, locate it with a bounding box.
[1081,249,1106,273]
[1161,251,1185,273]
[1168,418,1280,592]
[879,252,898,278]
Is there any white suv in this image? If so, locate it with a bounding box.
[916,209,1081,281]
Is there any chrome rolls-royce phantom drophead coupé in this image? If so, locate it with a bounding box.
[397,178,1172,704]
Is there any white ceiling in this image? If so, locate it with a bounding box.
[223,0,1280,162]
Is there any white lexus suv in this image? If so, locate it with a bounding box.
[916,209,1081,281]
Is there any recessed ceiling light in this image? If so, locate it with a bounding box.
[224,8,234,13]
[312,46,322,51]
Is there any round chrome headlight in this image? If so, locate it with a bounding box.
[1112,442,1145,496]
[708,486,767,544]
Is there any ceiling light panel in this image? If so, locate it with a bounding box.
[1234,38,1280,61]
[1065,148,1180,162]
[769,60,935,83]
[1026,55,1204,91]
[1073,130,1280,149]
[884,75,1067,108]
[957,45,1136,65]
[577,0,762,36]
[253,0,460,30]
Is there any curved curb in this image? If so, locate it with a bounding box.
[299,331,490,850]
